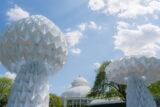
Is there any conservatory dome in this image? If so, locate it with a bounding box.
[61,75,91,97]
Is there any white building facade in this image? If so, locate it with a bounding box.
[61,75,92,107]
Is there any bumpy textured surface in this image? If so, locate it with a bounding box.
[105,56,160,84]
[126,76,156,107]
[0,15,68,107]
[105,56,159,107]
[61,75,91,97]
[7,62,49,107]
[0,15,68,75]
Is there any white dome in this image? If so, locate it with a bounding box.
[72,75,89,87]
[61,75,91,97]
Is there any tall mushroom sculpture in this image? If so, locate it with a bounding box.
[105,56,160,107]
[0,15,68,107]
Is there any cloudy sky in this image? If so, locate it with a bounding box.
[0,0,160,96]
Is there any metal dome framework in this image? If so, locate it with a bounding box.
[61,75,92,107]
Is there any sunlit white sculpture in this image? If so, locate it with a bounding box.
[0,15,68,107]
[105,56,160,107]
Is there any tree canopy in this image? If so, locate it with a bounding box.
[87,61,110,98]
[0,77,13,107]
[87,61,126,100]
[49,93,62,107]
[149,81,160,96]
[88,61,160,101]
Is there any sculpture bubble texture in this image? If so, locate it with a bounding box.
[105,56,160,107]
[106,56,160,84]
[0,15,68,75]
[0,15,68,107]
[126,76,156,107]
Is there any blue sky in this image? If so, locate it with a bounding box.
[1,0,160,96]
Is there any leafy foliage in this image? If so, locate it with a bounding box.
[87,62,110,98]
[105,88,123,99]
[149,81,160,96]
[49,93,62,107]
[87,61,126,100]
[88,61,160,101]
[0,77,13,107]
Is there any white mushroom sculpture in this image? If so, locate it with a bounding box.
[0,15,68,107]
[105,56,160,107]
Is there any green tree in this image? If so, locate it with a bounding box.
[49,93,62,107]
[0,77,13,107]
[87,61,126,101]
[87,62,110,98]
[88,61,160,101]
[149,81,160,96]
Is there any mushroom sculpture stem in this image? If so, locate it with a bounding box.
[7,61,49,107]
[0,15,68,107]
[126,76,156,107]
[105,56,160,107]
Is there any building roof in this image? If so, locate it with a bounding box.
[90,99,124,105]
[61,75,91,97]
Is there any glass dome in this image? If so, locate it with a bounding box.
[61,75,91,97]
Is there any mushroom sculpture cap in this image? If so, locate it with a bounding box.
[105,56,160,84]
[0,15,68,75]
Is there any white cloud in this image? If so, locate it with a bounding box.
[104,0,151,18]
[77,23,87,31]
[66,21,105,55]
[89,21,97,29]
[106,0,160,18]
[117,21,129,29]
[71,48,81,54]
[88,0,105,11]
[114,22,160,56]
[65,30,83,46]
[7,5,30,21]
[66,28,71,32]
[88,0,160,19]
[4,72,16,80]
[93,62,101,68]
[77,21,103,31]
[153,15,159,20]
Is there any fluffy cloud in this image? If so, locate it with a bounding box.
[66,21,104,54]
[88,0,160,19]
[65,30,83,47]
[106,0,160,18]
[77,23,87,31]
[153,15,159,20]
[7,5,30,21]
[71,48,81,54]
[4,72,16,80]
[117,21,129,30]
[77,21,103,31]
[93,62,101,68]
[88,0,105,11]
[114,22,160,56]
[89,21,101,30]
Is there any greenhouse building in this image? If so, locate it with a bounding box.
[61,75,92,107]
